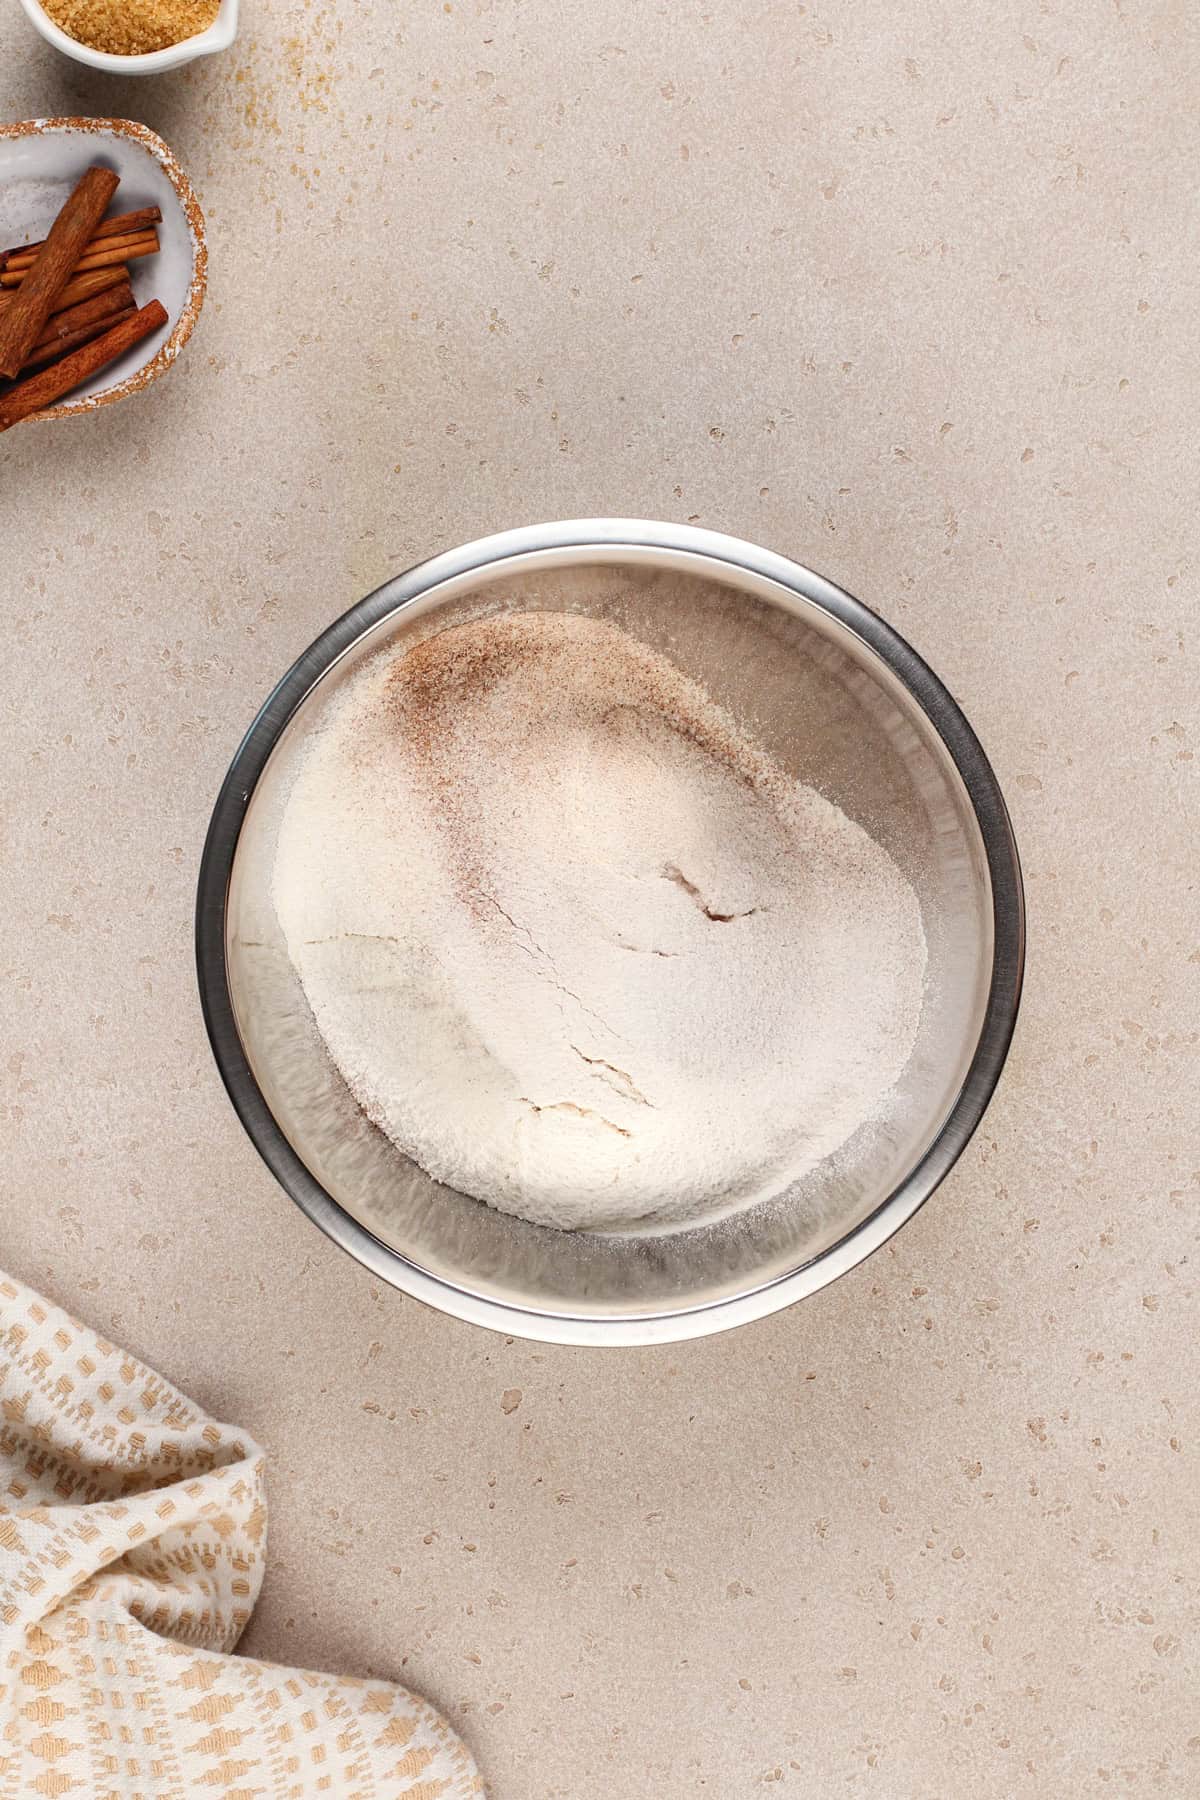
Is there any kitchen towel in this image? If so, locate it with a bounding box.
[0,1270,482,1798]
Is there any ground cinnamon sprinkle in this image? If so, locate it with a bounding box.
[41,0,218,54]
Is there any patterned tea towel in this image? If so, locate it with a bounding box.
[0,1271,482,1799]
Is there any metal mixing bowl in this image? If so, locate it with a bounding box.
[196,520,1024,1345]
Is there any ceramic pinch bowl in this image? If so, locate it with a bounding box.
[17,0,237,74]
[0,118,206,425]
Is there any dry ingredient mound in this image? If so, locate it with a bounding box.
[271,610,927,1234]
[42,0,217,55]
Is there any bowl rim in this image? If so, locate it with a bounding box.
[0,117,207,419]
[16,0,237,72]
[196,519,1026,1346]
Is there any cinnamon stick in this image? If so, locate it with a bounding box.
[0,299,168,431]
[0,228,159,284]
[20,307,136,372]
[3,227,150,273]
[0,265,130,317]
[0,165,120,379]
[27,280,135,357]
[0,206,161,272]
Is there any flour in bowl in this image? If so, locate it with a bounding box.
[271,610,927,1233]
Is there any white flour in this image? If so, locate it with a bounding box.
[271,611,927,1233]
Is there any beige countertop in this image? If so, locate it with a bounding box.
[2,5,1197,1795]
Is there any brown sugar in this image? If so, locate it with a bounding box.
[40,0,219,54]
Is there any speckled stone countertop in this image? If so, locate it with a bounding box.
[2,5,1197,1795]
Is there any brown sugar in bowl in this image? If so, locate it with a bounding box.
[17,0,236,72]
[0,118,206,424]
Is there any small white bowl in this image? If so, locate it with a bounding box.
[18,0,236,72]
[0,118,207,422]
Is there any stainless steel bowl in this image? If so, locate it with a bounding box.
[196,520,1024,1345]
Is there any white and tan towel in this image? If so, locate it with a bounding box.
[0,1271,482,1799]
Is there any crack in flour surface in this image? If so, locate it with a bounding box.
[271,611,927,1232]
